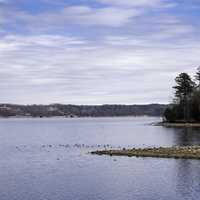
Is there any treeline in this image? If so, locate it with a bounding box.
[0,104,166,118]
[164,67,200,122]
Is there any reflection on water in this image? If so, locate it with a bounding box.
[0,117,200,200]
[170,127,200,146]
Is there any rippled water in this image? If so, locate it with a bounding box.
[0,117,200,200]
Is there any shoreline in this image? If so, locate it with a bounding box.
[0,115,160,119]
[91,146,200,160]
[155,122,200,127]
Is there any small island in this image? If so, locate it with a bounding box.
[92,146,200,159]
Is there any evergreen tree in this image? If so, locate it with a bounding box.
[164,107,176,122]
[164,70,200,123]
[195,66,200,87]
[173,73,195,101]
[173,73,195,122]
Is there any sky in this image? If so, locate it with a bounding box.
[0,0,200,105]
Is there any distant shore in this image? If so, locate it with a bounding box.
[92,146,200,160]
[0,104,166,118]
[0,115,160,119]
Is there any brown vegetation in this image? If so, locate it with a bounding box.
[92,146,200,159]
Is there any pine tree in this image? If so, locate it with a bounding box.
[173,73,195,122]
[195,66,200,87]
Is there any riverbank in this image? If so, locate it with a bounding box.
[91,146,200,159]
[155,122,200,127]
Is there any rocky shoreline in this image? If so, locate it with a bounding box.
[91,146,200,159]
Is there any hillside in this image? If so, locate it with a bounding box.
[0,104,167,118]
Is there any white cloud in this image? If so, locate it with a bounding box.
[0,0,198,104]
[0,35,87,49]
[19,6,142,28]
[98,0,162,7]
[0,5,142,30]
[104,36,149,46]
[63,6,141,27]
[0,1,177,31]
[154,24,194,39]
[97,0,177,8]
[0,34,200,104]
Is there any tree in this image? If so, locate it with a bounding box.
[173,73,195,100]
[190,90,200,121]
[164,107,176,122]
[173,73,195,122]
[195,66,200,87]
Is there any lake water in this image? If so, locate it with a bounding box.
[0,117,200,200]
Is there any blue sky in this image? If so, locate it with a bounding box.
[0,0,200,104]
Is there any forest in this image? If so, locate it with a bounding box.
[0,104,166,118]
[164,67,200,122]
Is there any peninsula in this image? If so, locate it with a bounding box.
[92,146,200,160]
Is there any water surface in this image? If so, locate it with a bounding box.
[0,117,200,200]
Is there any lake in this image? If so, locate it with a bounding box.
[0,117,200,200]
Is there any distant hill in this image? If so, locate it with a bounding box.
[0,104,167,118]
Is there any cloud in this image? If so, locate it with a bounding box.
[0,33,200,104]
[0,0,199,104]
[97,0,177,8]
[57,6,141,27]
[0,0,178,32]
[98,0,161,7]
[154,24,194,39]
[0,4,143,31]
